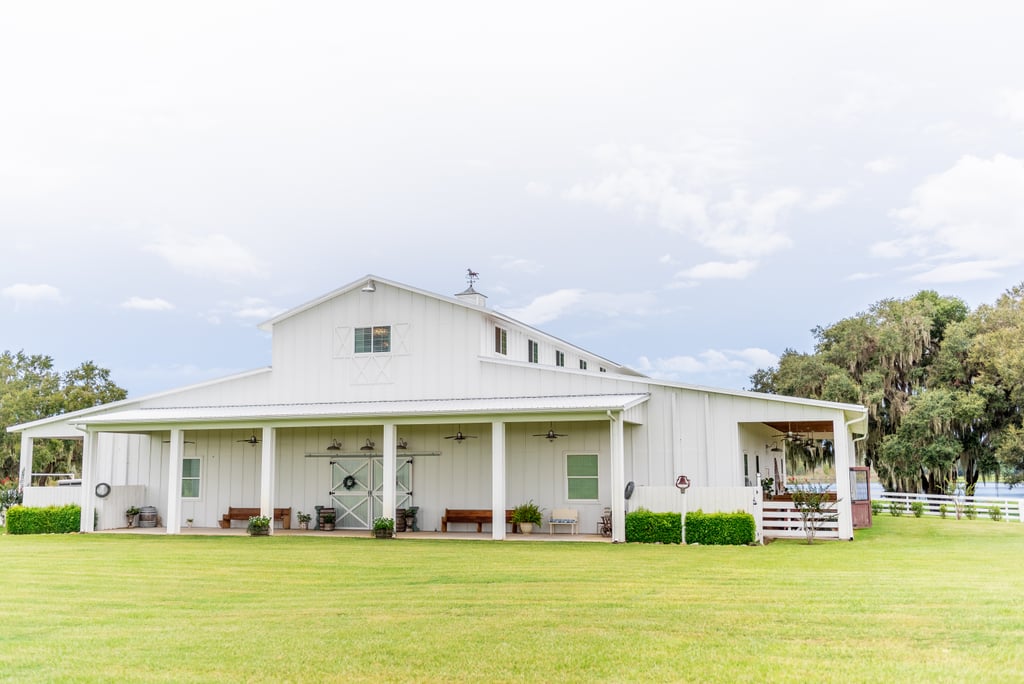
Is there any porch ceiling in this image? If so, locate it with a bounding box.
[764,420,836,435]
[73,393,650,428]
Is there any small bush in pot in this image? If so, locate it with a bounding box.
[511,500,543,533]
[373,516,395,538]
[247,515,271,536]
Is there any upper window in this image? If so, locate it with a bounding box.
[579,359,587,370]
[182,457,201,499]
[527,339,539,363]
[566,454,599,500]
[495,327,508,355]
[555,350,565,367]
[355,325,391,353]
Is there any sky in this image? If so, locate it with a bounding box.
[3,2,1024,399]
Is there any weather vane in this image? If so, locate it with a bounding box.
[466,268,479,287]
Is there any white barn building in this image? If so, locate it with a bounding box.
[10,275,868,542]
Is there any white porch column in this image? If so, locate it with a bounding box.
[260,426,277,535]
[833,415,854,541]
[491,421,506,541]
[19,433,33,488]
[610,411,626,543]
[382,422,396,525]
[166,428,183,534]
[80,430,99,532]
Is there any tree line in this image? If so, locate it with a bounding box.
[0,351,126,485]
[750,284,1024,495]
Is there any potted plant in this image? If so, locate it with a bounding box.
[404,506,419,532]
[511,500,543,534]
[373,516,395,538]
[126,506,140,528]
[186,518,194,528]
[247,515,271,536]
[297,511,312,530]
[321,508,336,531]
[760,477,775,501]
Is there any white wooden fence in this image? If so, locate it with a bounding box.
[877,491,1023,522]
[761,500,840,540]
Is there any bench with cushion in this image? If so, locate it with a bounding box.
[441,508,519,533]
[548,507,579,534]
[219,507,291,529]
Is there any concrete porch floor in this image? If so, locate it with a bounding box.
[99,526,613,542]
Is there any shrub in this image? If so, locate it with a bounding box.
[5,505,81,535]
[964,504,977,520]
[684,509,755,545]
[624,508,682,544]
[910,501,925,518]
[988,506,1003,522]
[888,502,903,517]
[939,503,948,519]
[871,501,883,515]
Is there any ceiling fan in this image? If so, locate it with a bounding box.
[533,424,568,442]
[162,438,196,444]
[445,426,477,442]
[237,431,261,446]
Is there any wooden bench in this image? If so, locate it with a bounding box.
[219,507,291,529]
[441,508,519,533]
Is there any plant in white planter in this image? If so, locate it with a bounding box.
[511,500,543,534]
[297,511,312,530]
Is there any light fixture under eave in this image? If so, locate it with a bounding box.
[360,438,376,451]
[361,279,376,293]
[326,439,343,451]
[397,438,408,450]
[769,442,783,453]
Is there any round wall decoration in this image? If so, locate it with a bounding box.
[95,482,111,498]
[342,475,357,490]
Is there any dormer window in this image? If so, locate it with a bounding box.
[527,340,539,363]
[355,325,391,353]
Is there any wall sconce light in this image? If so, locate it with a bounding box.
[397,438,408,450]
[326,439,343,451]
[360,438,376,451]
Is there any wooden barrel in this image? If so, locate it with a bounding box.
[138,506,158,528]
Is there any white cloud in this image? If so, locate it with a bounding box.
[865,156,901,174]
[232,297,283,320]
[875,154,1024,282]
[996,89,1024,123]
[494,256,543,274]
[806,188,847,211]
[501,289,585,325]
[676,260,758,280]
[566,140,810,260]
[144,233,268,282]
[1,283,61,305]
[638,347,779,382]
[525,181,551,197]
[845,272,879,282]
[121,296,174,311]
[910,260,1007,283]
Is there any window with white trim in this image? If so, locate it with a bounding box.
[355,325,391,353]
[555,350,565,367]
[495,326,507,355]
[527,339,539,363]
[566,454,599,500]
[181,457,201,499]
[579,359,587,370]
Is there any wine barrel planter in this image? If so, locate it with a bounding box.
[138,506,158,528]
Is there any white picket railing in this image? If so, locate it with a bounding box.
[762,500,840,540]
[877,491,1022,522]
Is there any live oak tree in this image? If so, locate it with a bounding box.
[751,286,1024,495]
[0,351,126,484]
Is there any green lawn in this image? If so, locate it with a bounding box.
[2,517,1023,683]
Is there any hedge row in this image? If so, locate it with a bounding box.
[684,509,756,545]
[625,509,682,544]
[5,505,82,535]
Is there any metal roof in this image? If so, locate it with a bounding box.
[74,393,651,427]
